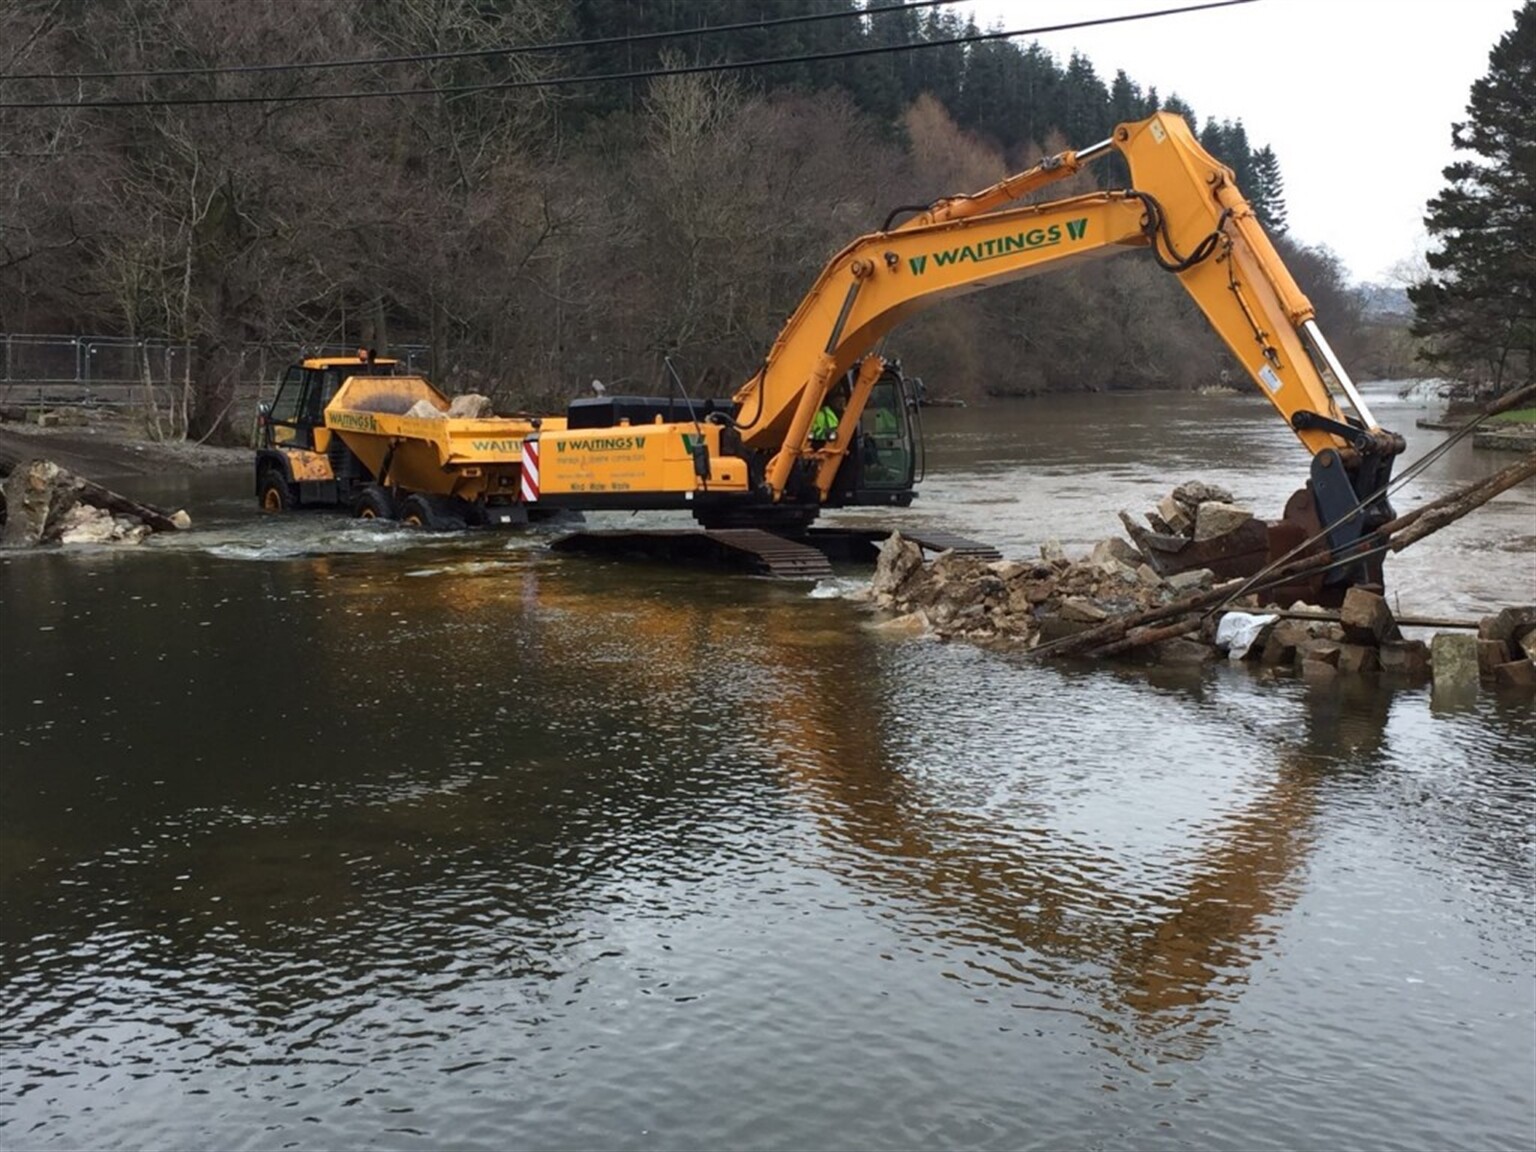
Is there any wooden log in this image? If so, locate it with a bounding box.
[1082,614,1202,659]
[1260,608,1481,631]
[73,473,185,532]
[1387,452,1536,552]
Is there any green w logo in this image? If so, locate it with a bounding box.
[907,254,928,275]
[681,432,704,451]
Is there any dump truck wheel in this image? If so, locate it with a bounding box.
[354,485,396,521]
[258,470,293,512]
[399,493,466,531]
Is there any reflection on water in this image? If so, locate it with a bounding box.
[2,384,1533,1150]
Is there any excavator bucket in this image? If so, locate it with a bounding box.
[1120,487,1344,605]
[1121,515,1271,583]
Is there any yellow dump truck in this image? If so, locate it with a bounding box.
[254,355,566,528]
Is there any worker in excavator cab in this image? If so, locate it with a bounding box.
[810,397,840,447]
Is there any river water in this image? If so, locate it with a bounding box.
[2,381,1532,1150]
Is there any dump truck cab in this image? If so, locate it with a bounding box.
[255,353,398,511]
[259,354,400,453]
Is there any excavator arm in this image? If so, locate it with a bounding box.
[733,112,1404,585]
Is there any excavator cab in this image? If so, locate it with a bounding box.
[826,364,919,507]
[856,368,918,490]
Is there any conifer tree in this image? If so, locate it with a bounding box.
[1250,146,1289,235]
[1409,2,1535,395]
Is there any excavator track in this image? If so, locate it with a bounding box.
[897,528,1004,560]
[550,528,835,580]
[550,524,1002,579]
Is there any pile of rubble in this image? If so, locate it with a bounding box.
[862,478,1536,694]
[868,529,1199,649]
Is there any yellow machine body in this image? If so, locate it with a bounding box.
[322,374,562,502]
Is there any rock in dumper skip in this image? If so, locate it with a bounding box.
[0,459,190,548]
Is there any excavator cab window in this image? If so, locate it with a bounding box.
[857,373,916,491]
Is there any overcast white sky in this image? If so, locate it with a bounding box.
[958,0,1521,284]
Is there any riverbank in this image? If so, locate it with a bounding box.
[0,412,248,479]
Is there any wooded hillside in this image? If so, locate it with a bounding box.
[0,0,1384,437]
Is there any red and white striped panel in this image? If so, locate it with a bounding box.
[520,438,540,502]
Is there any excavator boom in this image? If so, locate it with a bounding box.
[734,111,1399,496]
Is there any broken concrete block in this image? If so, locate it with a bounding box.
[1057,597,1109,623]
[1166,568,1213,593]
[1090,537,1143,568]
[1431,633,1481,694]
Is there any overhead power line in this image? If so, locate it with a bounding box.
[1,0,959,84]
[0,0,1257,111]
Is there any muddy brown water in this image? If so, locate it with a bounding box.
[2,381,1532,1149]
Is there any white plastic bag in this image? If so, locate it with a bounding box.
[1215,611,1278,660]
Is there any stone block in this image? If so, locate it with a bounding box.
[1193,501,1255,542]
[1173,480,1234,507]
[1155,637,1215,665]
[1167,568,1213,593]
[1057,597,1109,623]
[1156,494,1193,536]
[1379,640,1431,679]
[872,532,924,597]
[1301,655,1339,682]
[1477,639,1512,677]
[1338,643,1381,674]
[1299,639,1342,666]
[1478,606,1536,646]
[1493,660,1536,689]
[1431,633,1481,694]
[1090,537,1143,568]
[1037,616,1095,643]
[1339,587,1401,645]
[1261,630,1298,667]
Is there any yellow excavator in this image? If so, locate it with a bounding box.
[533,111,1405,595]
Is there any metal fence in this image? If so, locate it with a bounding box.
[0,333,434,410]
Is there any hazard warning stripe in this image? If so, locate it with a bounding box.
[520,439,540,502]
